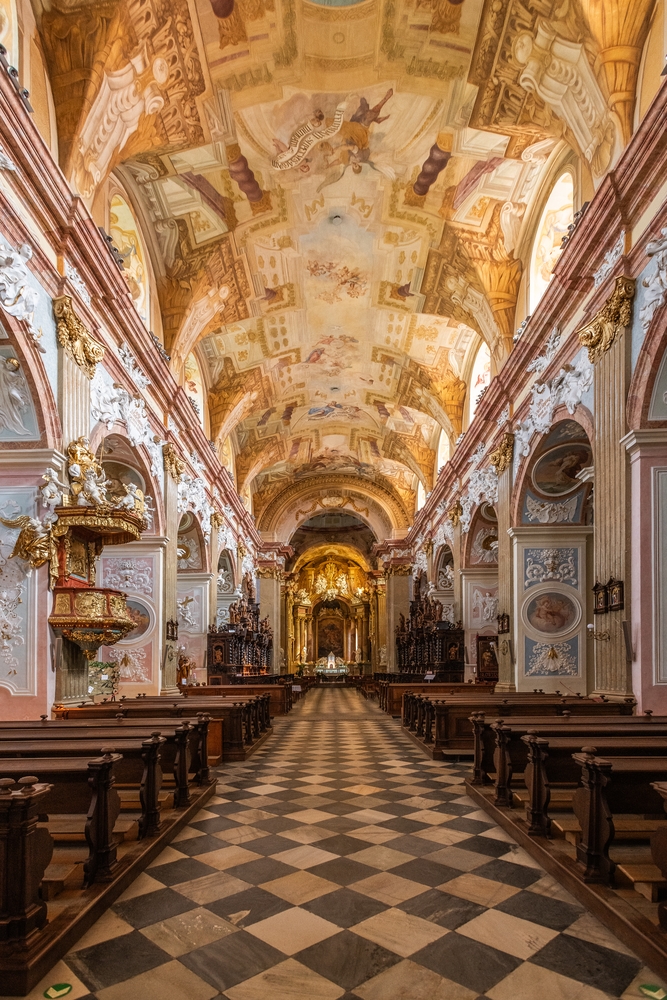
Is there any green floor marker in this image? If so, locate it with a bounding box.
[43,986,72,999]
[639,987,667,999]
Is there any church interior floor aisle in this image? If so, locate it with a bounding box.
[23,689,664,1000]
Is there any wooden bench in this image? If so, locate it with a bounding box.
[380,681,494,714]
[0,734,165,839]
[2,716,212,804]
[403,695,635,758]
[189,683,291,715]
[52,697,262,761]
[472,713,667,798]
[0,754,123,890]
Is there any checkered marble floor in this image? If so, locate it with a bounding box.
[21,688,666,1000]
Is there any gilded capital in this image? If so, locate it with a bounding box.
[53,295,104,378]
[163,443,185,481]
[447,499,463,526]
[489,433,514,475]
[577,276,635,363]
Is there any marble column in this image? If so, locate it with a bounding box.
[578,277,635,695]
[386,568,411,672]
[258,569,281,672]
[376,576,387,668]
[58,351,91,447]
[494,444,515,691]
[161,446,182,694]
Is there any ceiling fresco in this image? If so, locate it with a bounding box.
[31,0,656,527]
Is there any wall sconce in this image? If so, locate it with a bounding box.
[587,623,610,641]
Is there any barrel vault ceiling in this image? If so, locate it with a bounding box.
[30,0,655,531]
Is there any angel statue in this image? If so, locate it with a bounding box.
[0,513,54,570]
[40,467,66,520]
[66,436,109,506]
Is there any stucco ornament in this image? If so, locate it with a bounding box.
[90,365,164,480]
[526,495,578,524]
[525,548,577,587]
[514,349,593,459]
[118,343,150,390]
[0,242,44,351]
[640,228,667,332]
[177,475,214,541]
[577,276,635,363]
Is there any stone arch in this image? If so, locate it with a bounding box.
[627,290,667,430]
[176,511,207,574]
[463,504,499,569]
[258,474,410,541]
[511,416,594,528]
[0,313,60,450]
[89,426,165,536]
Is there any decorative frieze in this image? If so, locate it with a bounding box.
[90,366,164,479]
[514,349,593,458]
[526,639,578,677]
[593,232,626,287]
[176,476,214,541]
[525,495,578,524]
[0,144,16,171]
[526,326,560,374]
[577,276,635,364]
[525,548,578,588]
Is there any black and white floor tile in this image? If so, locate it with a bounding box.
[17,689,667,1000]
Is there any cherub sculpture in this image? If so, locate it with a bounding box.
[114,482,145,516]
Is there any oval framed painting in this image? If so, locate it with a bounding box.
[524,591,580,636]
[121,599,153,642]
[531,443,592,497]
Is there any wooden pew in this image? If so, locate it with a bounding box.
[188,684,291,716]
[0,776,54,947]
[52,699,252,760]
[0,734,165,839]
[473,714,667,796]
[476,718,667,891]
[0,753,122,888]
[1,717,211,805]
[380,681,495,715]
[138,693,271,749]
[404,694,635,758]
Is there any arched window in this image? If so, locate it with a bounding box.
[416,480,426,511]
[109,195,150,326]
[436,428,449,475]
[530,172,574,312]
[469,342,491,423]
